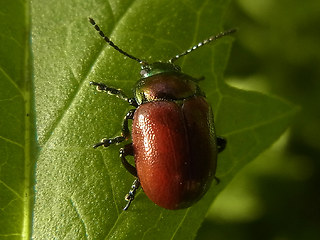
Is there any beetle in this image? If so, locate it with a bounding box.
[89,18,235,210]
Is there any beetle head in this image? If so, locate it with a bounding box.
[140,62,181,79]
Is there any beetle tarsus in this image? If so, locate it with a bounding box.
[92,108,136,150]
[90,81,137,106]
[123,179,140,211]
[93,136,125,149]
[93,142,104,148]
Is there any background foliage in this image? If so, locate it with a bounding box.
[197,0,320,239]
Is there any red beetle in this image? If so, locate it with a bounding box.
[89,18,235,210]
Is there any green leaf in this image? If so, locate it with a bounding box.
[0,1,33,240]
[0,0,297,239]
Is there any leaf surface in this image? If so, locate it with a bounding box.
[0,1,32,240]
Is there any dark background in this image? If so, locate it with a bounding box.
[197,0,320,239]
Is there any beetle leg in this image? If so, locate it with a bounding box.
[217,136,227,153]
[120,143,140,210]
[93,136,125,148]
[195,76,205,82]
[123,178,140,211]
[121,109,135,139]
[214,176,220,184]
[119,143,137,177]
[90,81,138,107]
[93,109,136,148]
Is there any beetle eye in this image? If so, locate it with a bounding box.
[140,67,150,77]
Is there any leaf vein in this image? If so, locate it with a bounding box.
[141,210,164,239]
[98,150,120,216]
[0,136,23,148]
[70,198,89,240]
[0,180,23,200]
[170,208,190,240]
[0,66,24,97]
[224,108,296,137]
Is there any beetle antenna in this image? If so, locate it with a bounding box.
[89,18,146,65]
[169,28,237,63]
